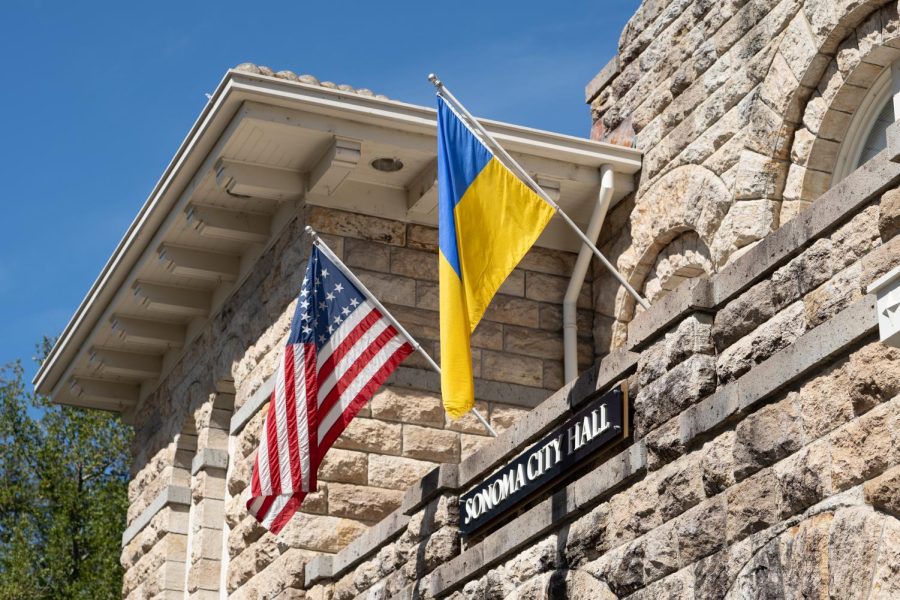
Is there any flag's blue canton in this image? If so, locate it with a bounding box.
[288,247,365,350]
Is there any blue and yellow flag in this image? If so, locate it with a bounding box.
[437,96,555,419]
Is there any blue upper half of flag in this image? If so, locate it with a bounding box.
[436,96,492,278]
[288,246,366,349]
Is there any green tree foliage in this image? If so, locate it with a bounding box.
[0,347,132,599]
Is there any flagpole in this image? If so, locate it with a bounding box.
[428,74,651,311]
[304,226,498,438]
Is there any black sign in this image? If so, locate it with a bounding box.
[459,384,627,535]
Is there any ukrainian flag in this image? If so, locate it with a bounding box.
[437,96,555,419]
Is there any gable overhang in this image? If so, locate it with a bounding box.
[33,69,642,415]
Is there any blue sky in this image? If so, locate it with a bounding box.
[0,1,640,384]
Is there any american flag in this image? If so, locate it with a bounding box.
[247,244,413,533]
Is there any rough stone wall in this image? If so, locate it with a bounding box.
[589,0,900,354]
[305,161,900,599]
[120,203,594,598]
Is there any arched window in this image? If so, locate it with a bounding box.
[833,66,897,183]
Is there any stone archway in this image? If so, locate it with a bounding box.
[724,506,900,598]
[609,165,728,344]
[781,3,900,224]
[642,231,714,303]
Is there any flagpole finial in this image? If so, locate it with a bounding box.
[304,225,318,241]
[427,73,442,89]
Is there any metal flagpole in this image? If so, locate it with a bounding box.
[428,73,651,311]
[304,226,499,438]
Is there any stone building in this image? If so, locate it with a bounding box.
[33,0,900,597]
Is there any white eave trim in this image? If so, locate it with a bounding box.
[34,69,642,400]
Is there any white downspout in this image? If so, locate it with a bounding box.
[563,164,615,383]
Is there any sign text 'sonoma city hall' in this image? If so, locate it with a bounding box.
[459,385,628,535]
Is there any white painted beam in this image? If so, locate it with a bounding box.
[214,158,304,201]
[158,243,241,281]
[70,377,140,406]
[186,204,271,244]
[535,175,562,204]
[308,137,361,196]
[110,315,185,347]
[132,281,211,317]
[406,159,438,216]
[89,347,163,379]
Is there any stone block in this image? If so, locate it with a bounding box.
[481,350,543,388]
[370,386,444,427]
[675,497,726,566]
[391,247,438,281]
[770,238,840,310]
[634,354,717,437]
[300,486,327,515]
[279,513,368,553]
[463,322,500,353]
[733,395,804,480]
[716,301,808,384]
[864,464,900,518]
[344,238,390,273]
[318,448,368,485]
[655,454,705,522]
[637,340,667,387]
[664,312,715,367]
[333,418,402,456]
[406,223,438,251]
[832,204,881,263]
[780,512,832,599]
[828,507,887,600]
[861,236,900,292]
[186,557,221,592]
[606,477,661,546]
[797,370,855,440]
[628,277,714,351]
[564,503,610,567]
[830,400,899,490]
[415,280,438,311]
[402,425,460,463]
[525,272,590,307]
[367,454,437,490]
[699,430,736,497]
[502,325,564,361]
[803,262,863,328]
[483,295,541,328]
[641,521,680,583]
[488,404,528,434]
[226,539,280,591]
[309,207,405,246]
[445,401,489,434]
[460,433,490,459]
[881,187,900,240]
[835,343,900,414]
[355,270,416,307]
[870,519,900,598]
[194,499,225,530]
[328,483,403,522]
[191,472,225,505]
[712,280,777,350]
[774,440,833,517]
[497,269,525,297]
[586,538,646,597]
[542,360,564,390]
[644,419,683,470]
[725,468,781,542]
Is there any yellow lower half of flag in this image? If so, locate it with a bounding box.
[440,158,555,419]
[439,254,474,419]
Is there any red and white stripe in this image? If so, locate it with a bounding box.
[247,301,412,534]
